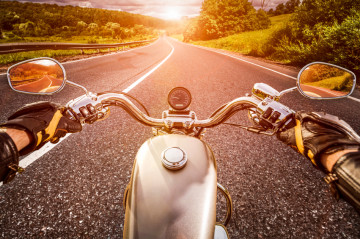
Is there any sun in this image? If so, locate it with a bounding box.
[163,7,182,20]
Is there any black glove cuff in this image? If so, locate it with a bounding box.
[1,121,39,156]
[0,130,20,183]
[329,151,360,212]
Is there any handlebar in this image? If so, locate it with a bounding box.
[66,92,262,129]
[194,97,260,128]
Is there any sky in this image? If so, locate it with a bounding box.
[15,0,288,20]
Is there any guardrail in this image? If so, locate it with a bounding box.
[0,38,157,54]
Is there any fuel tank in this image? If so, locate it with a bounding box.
[123,134,217,239]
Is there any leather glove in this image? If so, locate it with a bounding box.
[1,101,82,155]
[277,111,360,173]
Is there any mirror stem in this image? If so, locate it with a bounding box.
[67,80,91,97]
[279,87,297,97]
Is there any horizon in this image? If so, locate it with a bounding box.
[11,0,288,20]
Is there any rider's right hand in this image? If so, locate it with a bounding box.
[276,111,360,173]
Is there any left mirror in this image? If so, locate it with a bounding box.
[7,58,66,95]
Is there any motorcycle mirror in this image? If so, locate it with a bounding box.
[297,62,356,99]
[7,57,66,95]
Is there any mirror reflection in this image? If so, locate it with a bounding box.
[298,63,354,98]
[9,59,64,94]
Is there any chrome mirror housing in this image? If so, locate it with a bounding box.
[7,57,66,95]
[297,62,356,99]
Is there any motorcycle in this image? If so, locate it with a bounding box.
[6,58,357,238]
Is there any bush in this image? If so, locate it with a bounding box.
[87,37,98,44]
[263,0,360,78]
[317,11,360,73]
[267,10,360,77]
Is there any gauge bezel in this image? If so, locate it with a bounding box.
[167,87,192,111]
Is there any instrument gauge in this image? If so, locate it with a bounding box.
[168,87,192,111]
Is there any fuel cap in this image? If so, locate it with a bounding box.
[161,147,187,170]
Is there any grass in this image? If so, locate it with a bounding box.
[0,49,122,65]
[172,14,292,60]
[0,34,155,44]
[304,73,354,92]
[171,34,184,42]
[0,35,156,65]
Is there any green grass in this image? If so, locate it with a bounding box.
[0,49,122,65]
[304,73,354,92]
[170,34,184,42]
[173,14,292,59]
[0,34,155,44]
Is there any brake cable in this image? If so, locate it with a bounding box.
[97,91,150,116]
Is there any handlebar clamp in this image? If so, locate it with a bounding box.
[256,97,294,131]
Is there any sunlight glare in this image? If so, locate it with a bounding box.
[163,7,182,20]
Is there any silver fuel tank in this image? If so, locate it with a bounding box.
[123,134,217,239]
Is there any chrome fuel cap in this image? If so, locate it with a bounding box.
[161,147,187,170]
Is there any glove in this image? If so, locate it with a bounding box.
[277,111,360,173]
[0,130,20,183]
[1,101,82,155]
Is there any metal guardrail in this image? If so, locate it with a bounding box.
[0,38,157,54]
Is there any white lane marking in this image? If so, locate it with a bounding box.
[171,38,360,102]
[348,96,360,103]
[123,39,174,93]
[10,38,174,172]
[19,134,71,168]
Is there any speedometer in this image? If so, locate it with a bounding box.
[167,87,192,111]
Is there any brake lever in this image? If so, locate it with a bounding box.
[66,94,110,124]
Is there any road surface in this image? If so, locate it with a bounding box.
[300,84,349,98]
[0,37,359,238]
[14,75,63,93]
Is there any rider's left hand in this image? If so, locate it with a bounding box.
[1,101,82,155]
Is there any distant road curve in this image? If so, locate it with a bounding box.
[300,84,348,98]
[14,75,62,93]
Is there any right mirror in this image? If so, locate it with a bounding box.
[297,62,356,99]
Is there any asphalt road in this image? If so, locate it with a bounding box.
[0,37,359,238]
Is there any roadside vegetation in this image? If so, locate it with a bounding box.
[0,1,167,42]
[182,0,271,42]
[189,14,291,56]
[0,1,170,65]
[178,0,360,78]
[0,43,148,65]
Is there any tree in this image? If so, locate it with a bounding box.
[190,0,271,40]
[267,8,274,16]
[255,9,271,30]
[291,0,360,29]
[197,14,220,40]
[183,0,273,40]
[104,22,121,38]
[76,21,87,34]
[0,12,20,31]
[274,3,285,15]
[259,0,272,10]
[183,18,199,42]
[87,23,99,35]
[284,0,300,14]
[18,21,36,36]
